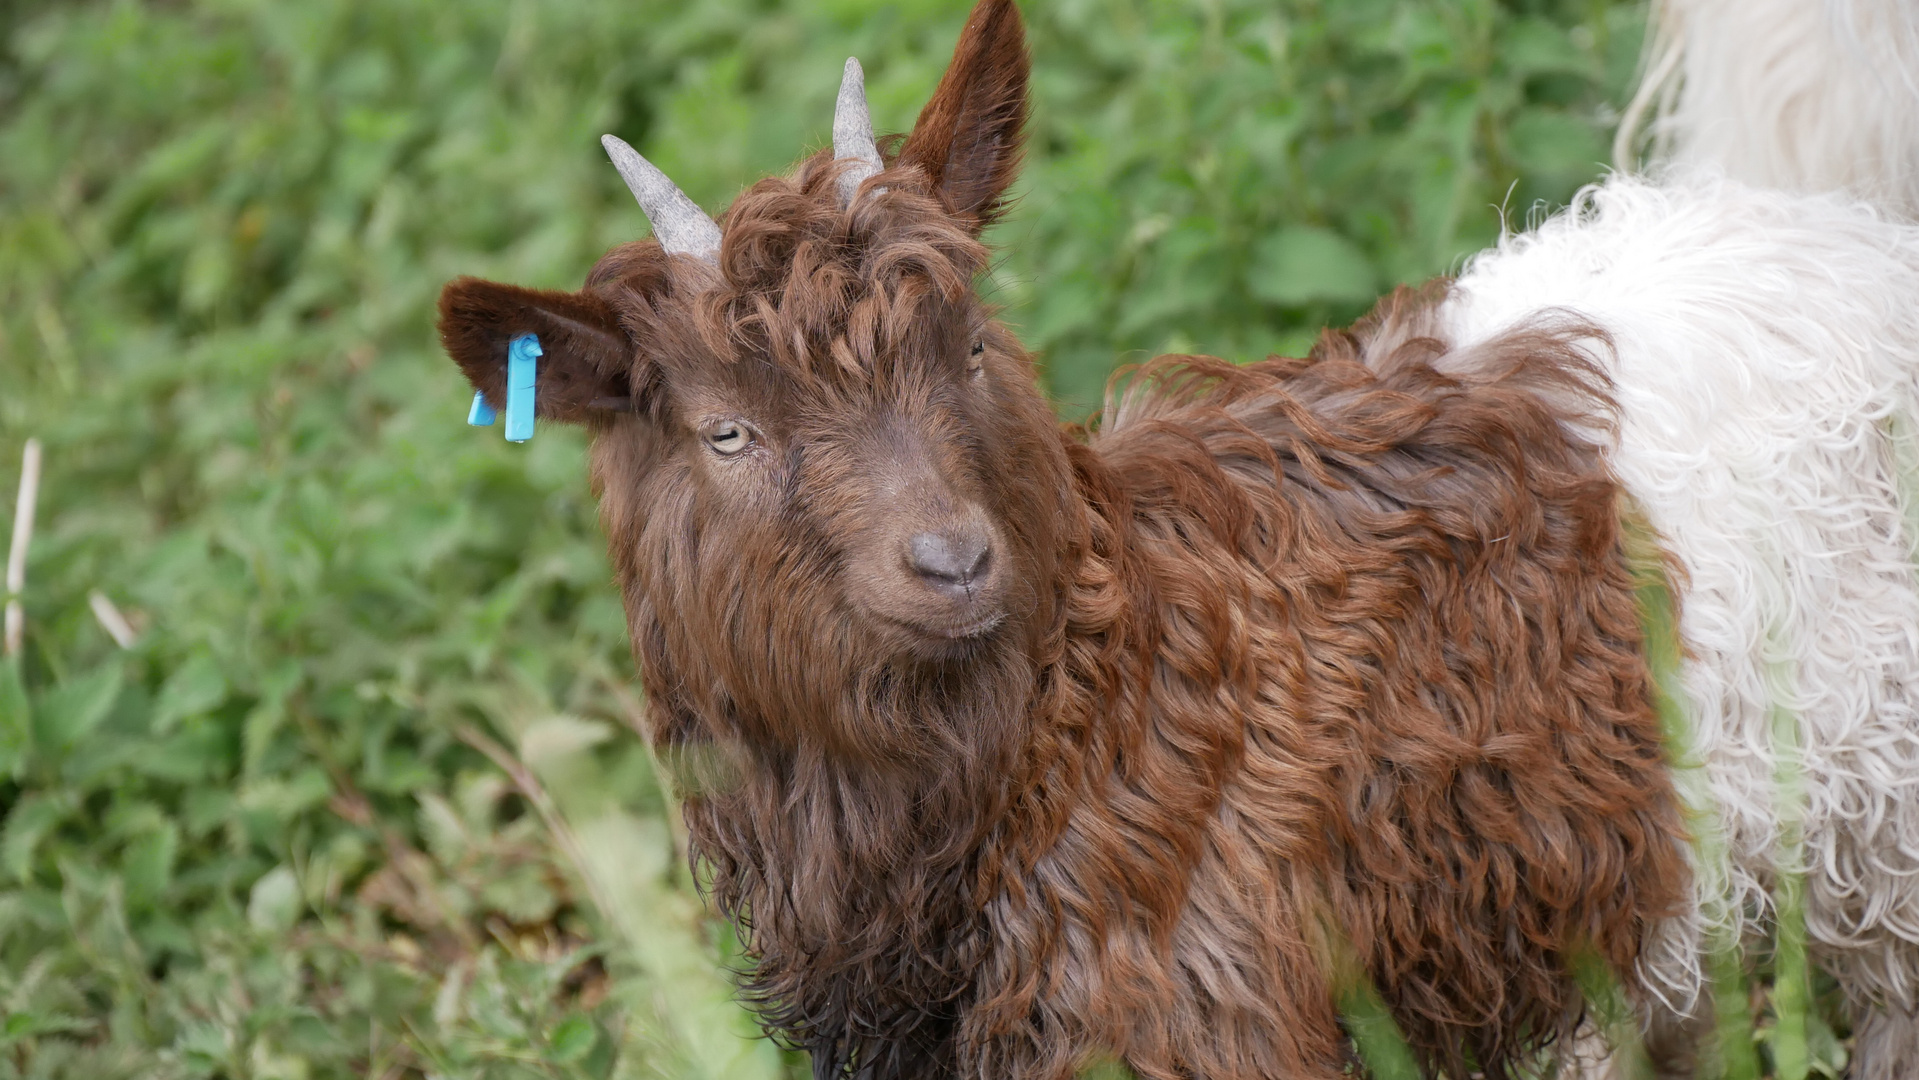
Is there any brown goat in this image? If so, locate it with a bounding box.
[437,2,1690,1076]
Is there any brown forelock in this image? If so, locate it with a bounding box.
[578,150,1080,1075]
[950,285,1684,1079]
[711,152,992,379]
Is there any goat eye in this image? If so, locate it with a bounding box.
[968,341,986,377]
[704,420,753,456]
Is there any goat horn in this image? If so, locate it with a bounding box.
[834,57,886,206]
[600,134,722,262]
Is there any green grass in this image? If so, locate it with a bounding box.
[0,0,1842,1076]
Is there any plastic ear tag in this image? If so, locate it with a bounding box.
[467,391,497,426]
[504,333,542,443]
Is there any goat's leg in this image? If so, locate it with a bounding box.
[1555,992,1710,1080]
[1851,1002,1919,1080]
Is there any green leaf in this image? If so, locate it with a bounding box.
[33,660,124,752]
[1506,106,1608,178]
[247,865,302,933]
[129,726,231,784]
[152,654,227,733]
[1337,976,1422,1080]
[1248,226,1379,306]
[241,699,288,778]
[238,767,333,823]
[1499,18,1594,79]
[548,1015,598,1063]
[2,792,74,882]
[0,661,30,778]
[519,714,613,770]
[121,820,181,903]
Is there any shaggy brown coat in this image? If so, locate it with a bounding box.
[437,2,1690,1076]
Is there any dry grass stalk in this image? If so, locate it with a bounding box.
[88,590,138,649]
[6,438,43,658]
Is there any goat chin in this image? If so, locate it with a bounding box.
[1444,169,1919,1070]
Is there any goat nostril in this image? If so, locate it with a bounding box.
[908,530,992,588]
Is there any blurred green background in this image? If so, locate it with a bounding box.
[0,0,1823,1077]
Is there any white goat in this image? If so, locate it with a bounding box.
[1458,2,1919,1073]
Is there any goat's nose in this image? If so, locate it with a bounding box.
[907,529,992,593]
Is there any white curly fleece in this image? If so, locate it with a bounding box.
[1441,170,1919,1072]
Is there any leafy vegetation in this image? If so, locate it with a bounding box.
[0,0,1840,1076]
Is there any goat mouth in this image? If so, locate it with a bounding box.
[925,612,1006,640]
[884,609,1007,644]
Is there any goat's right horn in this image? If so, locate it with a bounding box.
[833,57,886,206]
[600,134,722,263]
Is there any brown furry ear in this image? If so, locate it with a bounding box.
[897,0,1029,232]
[436,277,635,422]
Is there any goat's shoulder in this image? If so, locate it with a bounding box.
[1084,284,1617,541]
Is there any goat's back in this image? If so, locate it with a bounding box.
[1064,300,1690,1078]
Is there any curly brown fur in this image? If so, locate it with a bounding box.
[434,2,1690,1076]
[937,288,1688,1080]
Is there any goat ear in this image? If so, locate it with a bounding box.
[436,277,635,423]
[897,0,1029,232]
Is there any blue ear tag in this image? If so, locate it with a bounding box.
[467,391,497,426]
[504,333,541,443]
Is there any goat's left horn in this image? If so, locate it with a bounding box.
[600,134,722,263]
[833,57,885,206]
